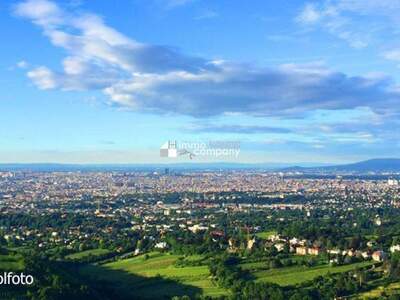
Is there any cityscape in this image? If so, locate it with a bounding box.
[1,165,400,299]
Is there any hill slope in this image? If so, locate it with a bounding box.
[281,158,400,173]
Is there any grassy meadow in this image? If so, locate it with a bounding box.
[65,248,111,260]
[78,250,377,298]
[79,252,228,299]
[0,253,24,271]
[240,260,374,286]
[255,230,278,239]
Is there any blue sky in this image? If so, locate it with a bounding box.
[1,0,400,164]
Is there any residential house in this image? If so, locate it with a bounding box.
[296,246,307,255]
[372,250,387,262]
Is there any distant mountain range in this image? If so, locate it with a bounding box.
[280,158,400,173]
[0,158,399,173]
[0,162,326,172]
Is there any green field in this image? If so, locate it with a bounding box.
[255,230,277,239]
[80,252,228,299]
[0,254,24,271]
[356,281,400,299]
[65,248,111,260]
[79,251,376,297]
[249,261,374,286]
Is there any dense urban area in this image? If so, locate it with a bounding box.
[1,169,400,299]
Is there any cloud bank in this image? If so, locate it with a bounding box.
[15,0,400,118]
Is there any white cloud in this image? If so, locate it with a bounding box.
[16,60,28,69]
[27,66,56,89]
[14,0,62,26]
[165,0,194,8]
[383,49,400,61]
[296,3,322,24]
[62,56,87,75]
[14,0,400,118]
[296,0,399,49]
